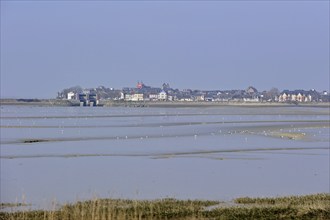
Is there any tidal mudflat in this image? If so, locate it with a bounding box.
[0,105,329,210]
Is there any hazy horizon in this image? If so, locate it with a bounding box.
[1,1,329,98]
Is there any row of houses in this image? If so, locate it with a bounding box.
[58,83,329,103]
[278,90,329,103]
[121,83,262,102]
[278,92,312,103]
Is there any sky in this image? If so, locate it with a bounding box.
[1,1,329,98]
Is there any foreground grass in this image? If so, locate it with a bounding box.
[1,194,329,220]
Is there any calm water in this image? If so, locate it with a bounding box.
[1,105,329,209]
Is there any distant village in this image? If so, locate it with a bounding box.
[57,82,330,106]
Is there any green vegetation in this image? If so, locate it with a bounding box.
[1,194,329,220]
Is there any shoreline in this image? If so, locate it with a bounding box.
[1,98,329,108]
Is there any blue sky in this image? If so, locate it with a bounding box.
[1,1,329,98]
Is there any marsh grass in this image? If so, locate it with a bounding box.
[1,194,329,220]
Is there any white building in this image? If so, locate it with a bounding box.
[158,91,167,101]
[120,92,125,100]
[125,93,144,101]
[149,94,159,101]
[67,92,75,100]
[194,95,205,101]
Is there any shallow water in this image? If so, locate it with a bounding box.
[0,105,329,209]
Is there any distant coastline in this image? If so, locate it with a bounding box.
[0,99,79,106]
[1,98,329,108]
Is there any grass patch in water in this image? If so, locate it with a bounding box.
[270,132,307,140]
[0,194,329,219]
